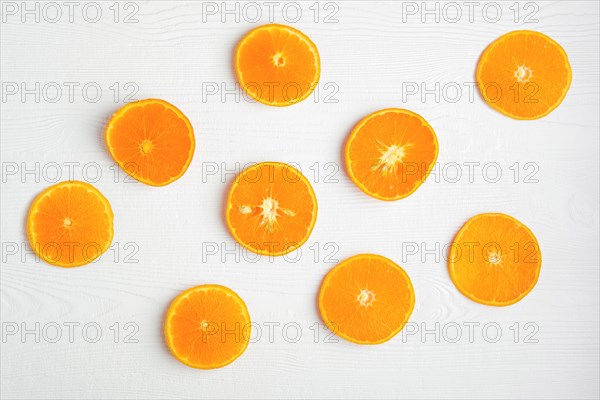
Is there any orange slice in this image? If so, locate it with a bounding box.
[226,162,317,256]
[164,285,251,369]
[105,98,195,186]
[235,24,320,106]
[318,254,415,345]
[26,181,114,267]
[448,213,542,306]
[476,30,572,119]
[345,108,438,201]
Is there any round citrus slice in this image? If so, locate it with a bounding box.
[235,24,320,106]
[105,98,195,186]
[164,285,251,369]
[345,108,438,201]
[226,162,317,256]
[448,213,542,306]
[26,181,114,267]
[476,30,572,119]
[318,254,415,345]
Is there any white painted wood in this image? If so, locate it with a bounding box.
[1,1,598,398]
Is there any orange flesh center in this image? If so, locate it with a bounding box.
[374,143,409,175]
[487,249,503,266]
[239,197,297,233]
[63,218,72,227]
[140,139,154,155]
[514,65,533,83]
[200,320,210,331]
[273,52,285,67]
[357,289,376,307]
[260,197,279,231]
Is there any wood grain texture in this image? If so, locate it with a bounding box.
[1,1,599,399]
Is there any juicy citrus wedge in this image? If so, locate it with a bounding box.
[449,213,542,306]
[345,108,438,201]
[105,98,195,186]
[226,162,317,256]
[476,30,572,119]
[235,24,320,106]
[26,181,114,267]
[318,254,415,345]
[165,285,251,369]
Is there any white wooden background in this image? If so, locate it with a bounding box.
[1,1,599,398]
